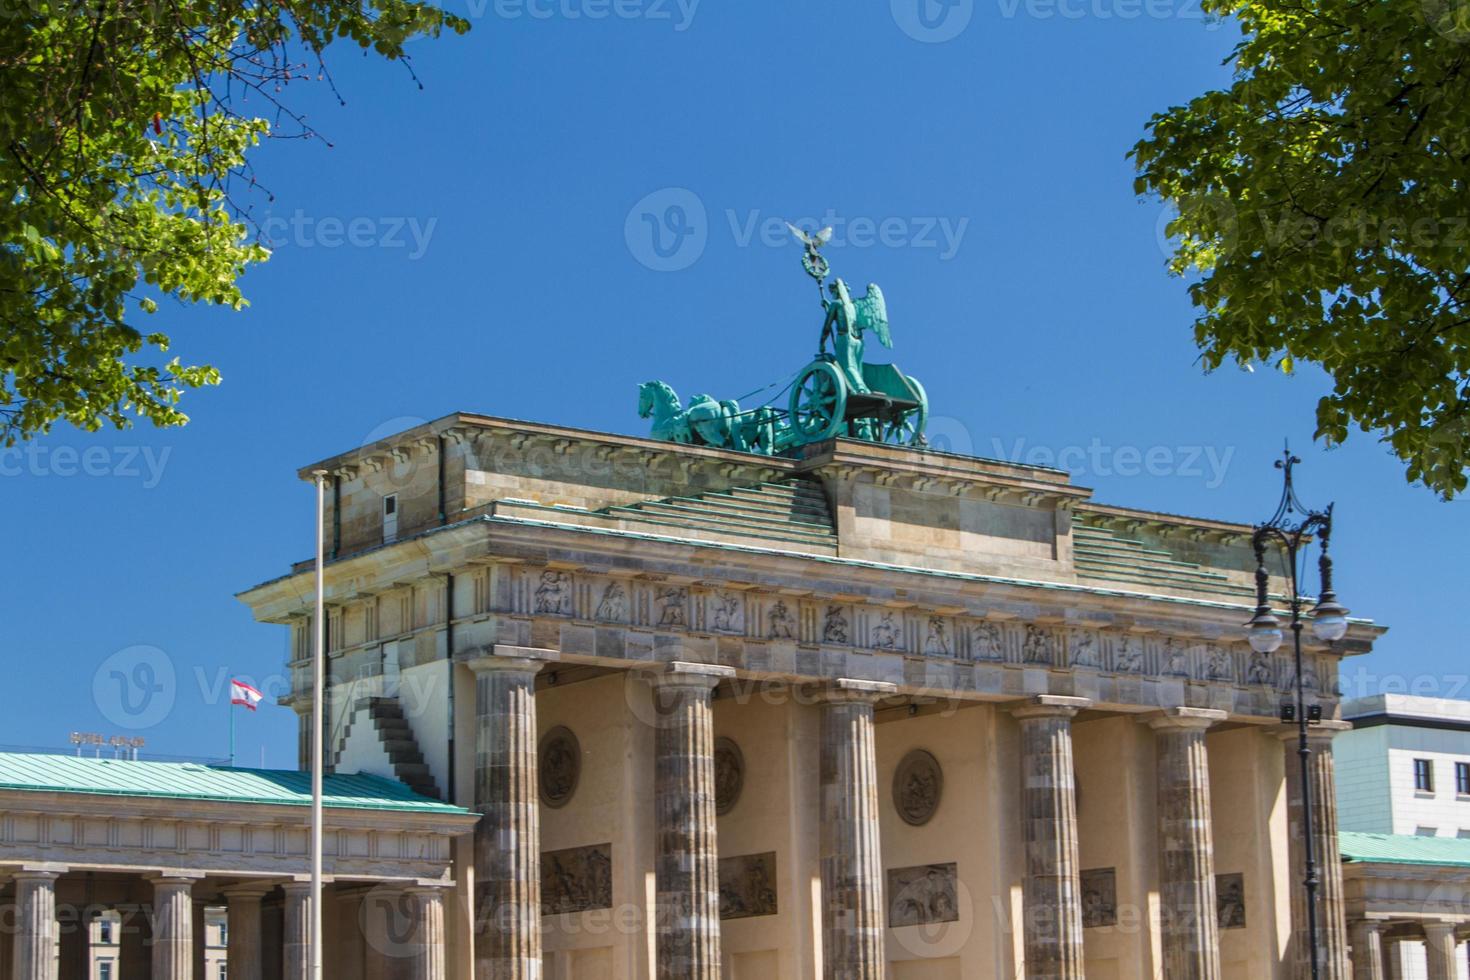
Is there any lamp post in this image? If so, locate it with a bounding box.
[1246,450,1350,980]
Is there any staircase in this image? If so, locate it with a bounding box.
[332,696,442,800]
[598,478,837,548]
[1073,523,1249,599]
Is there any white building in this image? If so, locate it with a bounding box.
[1336,695,1470,979]
[1338,695,1470,838]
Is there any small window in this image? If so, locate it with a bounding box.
[1415,758,1435,793]
[383,493,399,543]
[1457,762,1470,796]
[98,920,112,944]
[218,920,228,946]
[218,964,228,980]
[99,964,113,980]
[1416,825,1438,836]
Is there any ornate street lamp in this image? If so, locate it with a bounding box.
[1247,449,1349,980]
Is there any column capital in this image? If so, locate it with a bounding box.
[402,882,450,896]
[1147,706,1228,731]
[146,871,205,885]
[221,882,276,901]
[820,677,898,705]
[1009,694,1092,720]
[1423,921,1459,938]
[457,644,558,675]
[1275,719,1353,743]
[648,661,736,691]
[10,867,63,882]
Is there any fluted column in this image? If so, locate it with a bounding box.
[1348,919,1385,980]
[1150,707,1226,980]
[282,881,313,980]
[224,883,272,980]
[1280,722,1352,980]
[1423,923,1459,980]
[147,874,196,980]
[820,678,897,980]
[652,661,734,980]
[11,869,60,980]
[408,885,448,980]
[1011,696,1091,980]
[1381,938,1405,980]
[463,645,555,980]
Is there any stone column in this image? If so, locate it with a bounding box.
[820,678,897,980]
[223,883,272,980]
[1150,707,1226,980]
[1011,696,1091,980]
[408,885,448,980]
[282,881,313,980]
[1280,722,1352,980]
[11,869,60,980]
[1348,919,1385,980]
[1381,938,1404,980]
[1422,923,1459,980]
[148,875,197,980]
[463,645,556,980]
[651,661,734,980]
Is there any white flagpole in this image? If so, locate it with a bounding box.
[311,469,327,980]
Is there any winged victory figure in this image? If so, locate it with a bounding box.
[820,278,891,392]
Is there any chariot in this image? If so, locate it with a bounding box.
[788,354,928,446]
[638,224,930,457]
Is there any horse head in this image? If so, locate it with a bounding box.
[638,381,680,420]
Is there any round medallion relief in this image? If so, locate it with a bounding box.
[713,736,745,816]
[892,749,943,826]
[538,726,581,809]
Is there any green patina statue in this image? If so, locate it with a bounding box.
[639,221,928,456]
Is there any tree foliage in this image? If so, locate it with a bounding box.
[0,0,467,444]
[1133,0,1470,497]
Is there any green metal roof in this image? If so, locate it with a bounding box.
[1340,831,1470,868]
[0,753,470,815]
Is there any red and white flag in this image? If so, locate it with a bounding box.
[230,679,264,711]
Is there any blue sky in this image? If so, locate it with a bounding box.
[3,0,1462,766]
